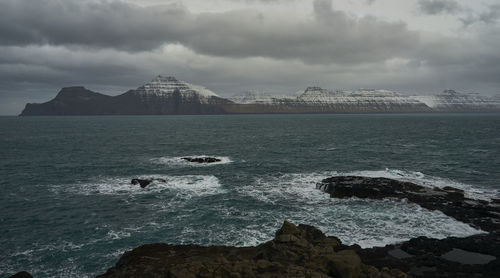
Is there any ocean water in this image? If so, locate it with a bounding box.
[1,114,499,277]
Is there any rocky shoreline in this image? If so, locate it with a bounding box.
[316,176,500,277]
[10,176,500,277]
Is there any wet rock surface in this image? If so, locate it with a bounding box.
[317,176,500,277]
[182,157,221,163]
[131,178,167,188]
[316,176,500,232]
[97,221,408,278]
[347,232,500,278]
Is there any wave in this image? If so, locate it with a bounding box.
[150,155,233,167]
[54,174,223,197]
[234,171,485,248]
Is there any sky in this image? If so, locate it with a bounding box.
[1,0,500,115]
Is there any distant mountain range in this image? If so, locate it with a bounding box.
[20,76,500,115]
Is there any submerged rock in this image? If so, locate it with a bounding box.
[97,221,407,278]
[9,272,33,278]
[182,157,221,163]
[131,178,167,188]
[316,176,500,232]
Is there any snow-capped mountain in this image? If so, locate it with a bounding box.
[413,90,500,112]
[229,91,295,104]
[130,75,222,104]
[293,87,430,112]
[19,77,500,115]
[21,76,232,115]
[298,87,421,104]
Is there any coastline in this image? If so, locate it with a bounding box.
[92,176,500,278]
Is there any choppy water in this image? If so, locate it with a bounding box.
[1,114,499,277]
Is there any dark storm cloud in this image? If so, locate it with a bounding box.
[0,0,418,65]
[0,0,189,50]
[418,0,461,15]
[1,0,500,115]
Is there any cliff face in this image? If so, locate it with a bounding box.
[20,78,500,115]
[20,87,115,116]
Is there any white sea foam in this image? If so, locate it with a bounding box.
[56,174,223,197]
[106,230,131,240]
[234,171,485,248]
[151,155,233,167]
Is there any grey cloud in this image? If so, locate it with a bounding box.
[0,0,419,65]
[460,4,500,26]
[2,0,500,115]
[418,0,461,15]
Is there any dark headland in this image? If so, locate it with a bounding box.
[20,76,500,116]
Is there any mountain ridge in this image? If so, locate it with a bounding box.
[20,77,500,115]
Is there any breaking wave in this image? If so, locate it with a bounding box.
[52,174,223,197]
[151,156,233,167]
[232,171,486,248]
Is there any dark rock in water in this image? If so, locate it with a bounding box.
[316,176,500,232]
[97,221,408,278]
[9,272,33,278]
[182,157,221,163]
[316,176,500,277]
[97,177,500,278]
[131,178,167,188]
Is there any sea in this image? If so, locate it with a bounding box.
[1,114,499,277]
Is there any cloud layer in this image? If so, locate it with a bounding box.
[0,0,499,115]
[0,0,418,64]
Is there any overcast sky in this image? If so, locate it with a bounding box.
[1,0,500,114]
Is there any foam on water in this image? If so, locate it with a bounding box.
[53,175,223,197]
[151,155,233,167]
[233,172,485,248]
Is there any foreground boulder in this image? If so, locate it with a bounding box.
[97,221,408,278]
[131,178,167,188]
[316,176,500,232]
[182,157,221,163]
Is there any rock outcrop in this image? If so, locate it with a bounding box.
[182,157,221,163]
[97,221,408,278]
[316,176,500,277]
[349,232,500,278]
[97,176,500,278]
[316,176,500,232]
[131,178,167,188]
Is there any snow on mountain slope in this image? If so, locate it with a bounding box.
[297,87,423,105]
[229,91,295,104]
[413,90,500,111]
[132,75,221,103]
